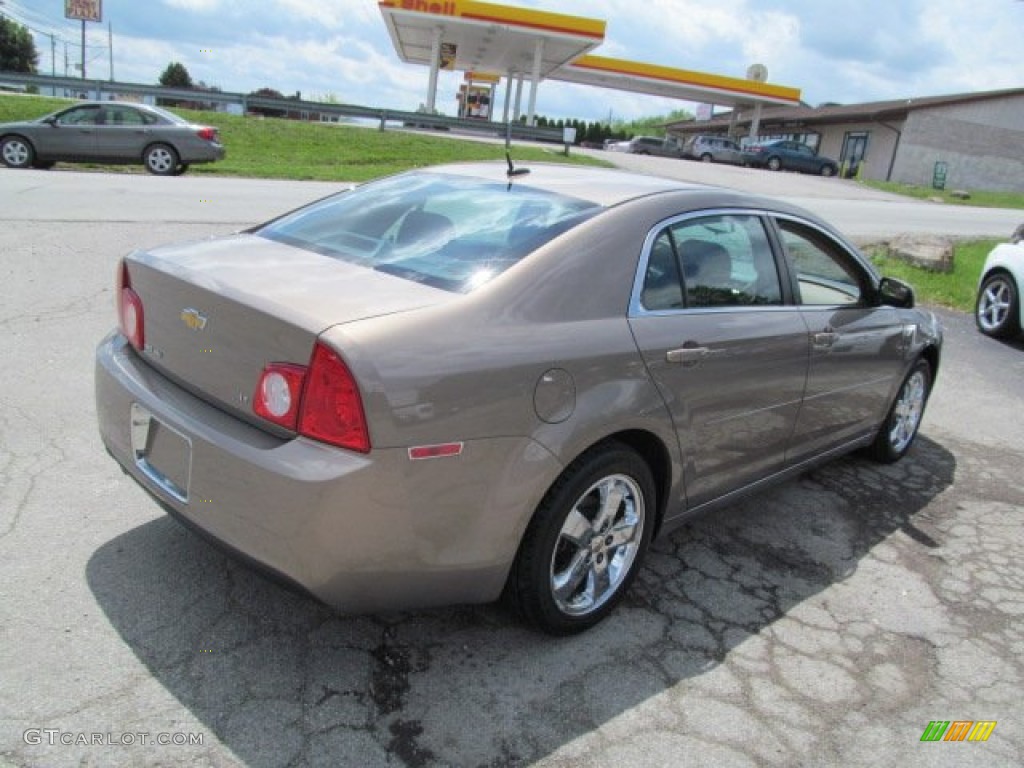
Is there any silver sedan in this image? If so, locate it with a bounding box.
[95,162,942,634]
[0,101,225,175]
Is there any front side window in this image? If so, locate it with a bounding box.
[777,220,864,305]
[55,106,101,126]
[257,172,599,292]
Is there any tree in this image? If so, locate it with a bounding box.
[158,61,193,89]
[0,17,39,74]
[157,61,194,107]
[247,87,287,117]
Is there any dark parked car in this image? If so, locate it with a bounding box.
[743,140,839,176]
[682,134,744,165]
[95,162,941,634]
[0,102,225,175]
[625,136,684,158]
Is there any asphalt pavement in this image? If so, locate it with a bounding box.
[0,169,1022,768]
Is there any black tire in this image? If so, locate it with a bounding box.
[767,156,782,171]
[820,164,836,177]
[506,442,655,635]
[1,135,35,169]
[143,144,180,175]
[867,358,932,463]
[700,153,713,163]
[975,272,1021,339]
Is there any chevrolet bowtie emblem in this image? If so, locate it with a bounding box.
[180,308,208,331]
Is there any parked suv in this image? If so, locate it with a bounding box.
[682,134,744,165]
[625,136,684,158]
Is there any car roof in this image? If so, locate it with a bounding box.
[388,162,843,239]
[425,161,707,207]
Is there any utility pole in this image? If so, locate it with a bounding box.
[108,21,113,81]
[50,33,57,97]
[80,19,86,79]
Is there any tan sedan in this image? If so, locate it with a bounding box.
[95,162,942,634]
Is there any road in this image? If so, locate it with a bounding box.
[589,150,1022,240]
[0,169,1022,768]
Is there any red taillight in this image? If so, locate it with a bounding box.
[253,342,371,453]
[253,363,306,430]
[298,342,371,453]
[196,127,218,142]
[117,260,145,350]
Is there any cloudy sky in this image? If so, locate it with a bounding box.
[8,0,1024,121]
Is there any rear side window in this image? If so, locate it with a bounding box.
[671,215,782,307]
[639,214,783,310]
[257,172,599,292]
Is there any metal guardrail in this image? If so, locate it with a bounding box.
[0,71,564,144]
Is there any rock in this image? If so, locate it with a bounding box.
[886,234,955,273]
[927,196,945,203]
[950,189,971,199]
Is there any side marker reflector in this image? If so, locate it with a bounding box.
[408,443,464,461]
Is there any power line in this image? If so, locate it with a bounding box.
[1,0,105,51]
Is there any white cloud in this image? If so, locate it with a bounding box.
[34,0,1024,120]
[162,0,222,11]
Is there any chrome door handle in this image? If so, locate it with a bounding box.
[812,332,838,347]
[666,346,709,365]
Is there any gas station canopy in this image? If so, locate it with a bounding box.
[377,0,801,123]
[379,0,606,77]
[559,55,800,108]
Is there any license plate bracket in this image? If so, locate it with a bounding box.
[130,403,192,503]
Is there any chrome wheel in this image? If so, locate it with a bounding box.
[888,369,927,454]
[508,443,654,634]
[550,473,645,617]
[1,137,33,168]
[869,359,932,463]
[976,274,1019,337]
[767,156,782,171]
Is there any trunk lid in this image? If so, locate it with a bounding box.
[126,233,450,429]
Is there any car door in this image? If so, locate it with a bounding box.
[628,212,809,510]
[719,139,743,165]
[38,105,102,159]
[791,144,819,173]
[92,105,152,161]
[772,216,905,464]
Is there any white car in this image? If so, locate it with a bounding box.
[976,225,1024,338]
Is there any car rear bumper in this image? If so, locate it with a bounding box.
[95,332,548,612]
[183,143,225,164]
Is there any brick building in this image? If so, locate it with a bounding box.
[666,88,1024,192]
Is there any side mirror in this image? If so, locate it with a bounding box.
[43,117,57,127]
[878,277,915,309]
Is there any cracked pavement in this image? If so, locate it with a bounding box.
[1,172,1022,768]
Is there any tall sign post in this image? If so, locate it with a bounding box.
[64,1,102,79]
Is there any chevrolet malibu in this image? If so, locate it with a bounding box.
[95,162,942,634]
[0,101,224,175]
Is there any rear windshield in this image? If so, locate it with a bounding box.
[256,172,600,292]
[256,173,598,292]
